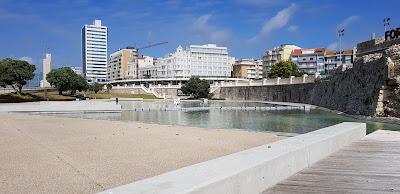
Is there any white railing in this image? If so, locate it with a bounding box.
[219,74,319,87]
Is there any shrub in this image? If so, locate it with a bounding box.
[181,77,210,99]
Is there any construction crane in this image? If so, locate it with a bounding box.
[133,41,168,78]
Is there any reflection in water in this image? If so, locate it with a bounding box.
[45,101,400,134]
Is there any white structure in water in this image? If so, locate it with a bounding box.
[154,44,234,78]
[81,19,108,83]
[40,53,51,88]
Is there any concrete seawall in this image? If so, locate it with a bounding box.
[99,122,366,194]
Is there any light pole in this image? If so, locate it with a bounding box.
[384,18,391,32]
[337,28,345,67]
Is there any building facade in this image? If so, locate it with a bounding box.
[324,50,355,74]
[155,44,234,78]
[262,44,301,77]
[232,59,263,79]
[137,56,155,79]
[108,47,137,81]
[82,19,108,83]
[40,53,51,88]
[291,48,325,74]
[70,66,83,76]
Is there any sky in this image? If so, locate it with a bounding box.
[1,0,400,72]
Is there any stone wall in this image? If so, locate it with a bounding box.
[216,44,400,117]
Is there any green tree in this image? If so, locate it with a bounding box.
[71,75,89,95]
[181,77,210,99]
[47,67,88,95]
[268,61,303,78]
[106,83,113,93]
[89,83,103,94]
[0,58,36,94]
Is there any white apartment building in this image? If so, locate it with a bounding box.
[40,53,51,88]
[137,56,155,79]
[156,44,234,78]
[82,19,108,83]
[262,44,301,77]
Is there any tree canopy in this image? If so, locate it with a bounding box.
[106,83,113,93]
[268,61,303,78]
[0,58,36,94]
[47,67,88,95]
[181,77,210,99]
[89,83,103,94]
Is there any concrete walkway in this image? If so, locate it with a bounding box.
[0,113,284,194]
[263,130,400,194]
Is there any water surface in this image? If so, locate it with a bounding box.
[46,100,399,135]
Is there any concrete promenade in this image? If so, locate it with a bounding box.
[0,113,284,193]
[264,130,400,194]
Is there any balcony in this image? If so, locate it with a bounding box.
[298,65,318,69]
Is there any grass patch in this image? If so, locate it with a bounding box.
[86,93,159,99]
[0,91,78,103]
[0,91,158,103]
[30,91,77,101]
[0,93,39,103]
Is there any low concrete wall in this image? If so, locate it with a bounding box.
[99,122,366,194]
[0,101,122,112]
[111,88,148,94]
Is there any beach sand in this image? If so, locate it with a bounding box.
[0,112,285,193]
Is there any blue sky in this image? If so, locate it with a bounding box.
[0,0,399,72]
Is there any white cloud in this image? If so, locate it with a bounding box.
[191,14,233,45]
[247,4,297,44]
[338,15,360,30]
[19,56,35,64]
[287,25,298,32]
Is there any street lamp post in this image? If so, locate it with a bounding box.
[337,28,345,68]
[384,18,391,32]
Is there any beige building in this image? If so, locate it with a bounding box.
[40,53,51,88]
[262,44,301,77]
[232,59,263,79]
[108,47,138,81]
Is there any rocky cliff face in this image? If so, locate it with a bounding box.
[217,44,400,117]
[382,45,400,117]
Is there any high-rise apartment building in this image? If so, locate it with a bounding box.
[262,44,301,77]
[82,19,108,83]
[156,44,234,78]
[232,59,263,79]
[40,53,51,88]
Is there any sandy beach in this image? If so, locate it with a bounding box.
[0,112,285,193]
